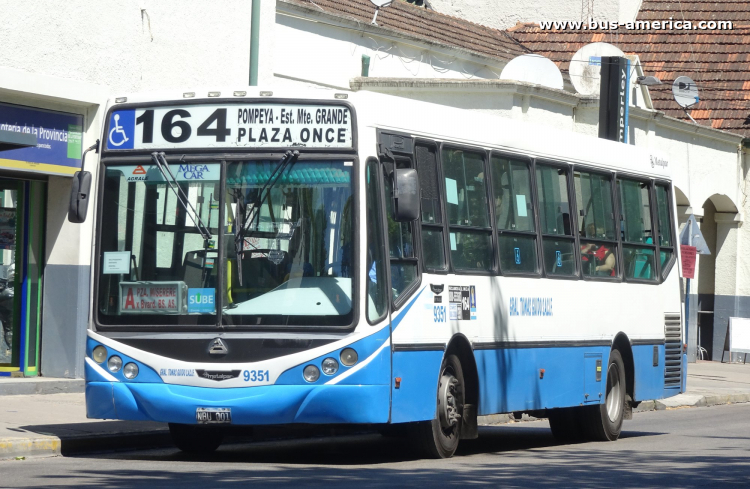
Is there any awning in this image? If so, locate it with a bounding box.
[0,130,37,152]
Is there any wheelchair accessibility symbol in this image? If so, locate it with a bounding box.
[107,110,135,149]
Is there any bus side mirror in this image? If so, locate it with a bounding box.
[393,168,419,222]
[68,170,92,223]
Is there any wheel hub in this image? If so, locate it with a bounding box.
[438,373,462,429]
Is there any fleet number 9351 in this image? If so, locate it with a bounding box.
[433,305,447,323]
[243,369,270,382]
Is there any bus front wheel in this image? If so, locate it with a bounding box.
[412,353,465,458]
[584,349,626,441]
[169,423,224,453]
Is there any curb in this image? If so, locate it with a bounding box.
[478,393,750,425]
[635,392,750,412]
[0,379,85,396]
[0,430,171,460]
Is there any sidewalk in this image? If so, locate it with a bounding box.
[1,361,748,460]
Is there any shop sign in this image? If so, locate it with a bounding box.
[0,102,84,176]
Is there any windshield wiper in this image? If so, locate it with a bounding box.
[233,150,299,286]
[151,152,213,242]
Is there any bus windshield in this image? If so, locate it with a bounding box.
[96,159,354,328]
[223,160,354,326]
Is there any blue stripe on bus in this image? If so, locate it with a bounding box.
[391,349,444,423]
[474,347,610,414]
[391,287,425,332]
[86,381,390,425]
[276,325,391,385]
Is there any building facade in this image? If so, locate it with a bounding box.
[0,0,744,378]
[0,0,264,377]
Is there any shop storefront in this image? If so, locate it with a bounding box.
[0,102,83,377]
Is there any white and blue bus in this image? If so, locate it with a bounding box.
[80,88,685,458]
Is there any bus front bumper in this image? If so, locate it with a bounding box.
[86,381,390,425]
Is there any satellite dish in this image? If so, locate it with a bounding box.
[673,76,700,108]
[370,0,393,25]
[569,42,625,95]
[500,54,564,90]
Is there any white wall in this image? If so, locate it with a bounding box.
[0,0,254,94]
[274,7,505,90]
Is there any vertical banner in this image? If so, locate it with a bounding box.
[680,245,697,279]
[598,56,630,143]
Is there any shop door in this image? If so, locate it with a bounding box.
[0,179,45,377]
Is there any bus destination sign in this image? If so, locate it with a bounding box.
[105,103,353,151]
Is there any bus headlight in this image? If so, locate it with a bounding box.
[340,348,358,367]
[107,355,123,373]
[93,346,107,364]
[123,363,139,380]
[321,358,339,376]
[303,365,320,382]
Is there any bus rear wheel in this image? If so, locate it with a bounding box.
[584,349,626,441]
[169,423,224,453]
[412,353,465,459]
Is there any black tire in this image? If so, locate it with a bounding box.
[548,407,584,443]
[169,423,224,453]
[412,353,465,459]
[583,349,626,441]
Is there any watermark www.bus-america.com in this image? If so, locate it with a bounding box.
[539,18,733,31]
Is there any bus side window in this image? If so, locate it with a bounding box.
[441,148,493,272]
[491,155,537,274]
[416,143,446,271]
[618,178,657,281]
[384,161,419,302]
[366,160,388,322]
[536,164,576,276]
[655,183,675,276]
[574,170,618,278]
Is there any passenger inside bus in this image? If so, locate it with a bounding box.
[580,224,616,276]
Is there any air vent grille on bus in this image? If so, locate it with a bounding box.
[664,313,682,387]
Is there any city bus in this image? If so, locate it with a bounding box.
[79,88,685,458]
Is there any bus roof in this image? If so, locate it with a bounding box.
[105,87,671,180]
[352,90,672,180]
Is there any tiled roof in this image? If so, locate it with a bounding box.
[509,0,750,136]
[281,0,529,62]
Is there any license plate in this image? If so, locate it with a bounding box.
[196,407,232,424]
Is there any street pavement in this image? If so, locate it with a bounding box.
[2,402,749,487]
[0,360,748,460]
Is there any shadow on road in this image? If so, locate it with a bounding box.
[24,422,734,489]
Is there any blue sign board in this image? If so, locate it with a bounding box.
[0,103,83,176]
[187,288,216,314]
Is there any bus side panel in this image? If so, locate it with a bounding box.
[474,346,611,415]
[632,343,665,402]
[391,350,444,423]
